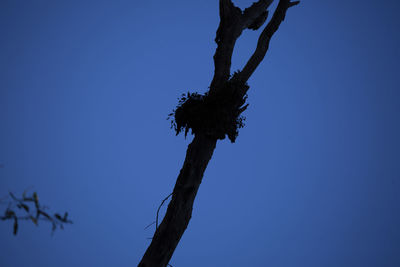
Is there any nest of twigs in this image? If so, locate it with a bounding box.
[168,79,249,143]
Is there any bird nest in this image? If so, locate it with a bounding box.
[168,79,249,143]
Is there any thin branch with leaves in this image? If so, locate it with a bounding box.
[1,190,72,235]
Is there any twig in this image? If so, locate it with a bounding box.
[1,190,72,235]
[144,221,155,230]
[156,193,173,230]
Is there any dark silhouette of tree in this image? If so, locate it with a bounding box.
[139,0,299,266]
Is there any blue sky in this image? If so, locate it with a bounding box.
[1,0,399,266]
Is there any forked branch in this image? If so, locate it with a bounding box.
[211,0,298,92]
[237,0,300,83]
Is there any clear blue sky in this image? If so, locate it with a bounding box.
[1,0,399,266]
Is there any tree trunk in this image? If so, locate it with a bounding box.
[138,133,217,267]
[138,1,299,266]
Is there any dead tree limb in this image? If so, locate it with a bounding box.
[138,1,299,266]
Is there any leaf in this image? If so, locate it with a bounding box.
[63,212,68,221]
[9,192,17,200]
[5,208,15,218]
[54,213,63,221]
[17,203,30,213]
[51,222,57,233]
[30,216,38,226]
[13,218,18,235]
[33,192,39,205]
[22,190,27,199]
[38,210,51,220]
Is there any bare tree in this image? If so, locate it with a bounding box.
[139,0,299,266]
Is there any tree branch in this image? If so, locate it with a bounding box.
[1,191,72,235]
[237,0,300,83]
[210,0,280,92]
[242,0,273,30]
[210,0,243,92]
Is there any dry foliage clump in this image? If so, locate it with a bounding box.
[169,76,249,143]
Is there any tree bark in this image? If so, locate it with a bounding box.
[138,134,217,267]
[138,1,299,266]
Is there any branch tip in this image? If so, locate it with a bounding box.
[289,1,300,7]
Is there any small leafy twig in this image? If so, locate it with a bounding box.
[1,190,72,235]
